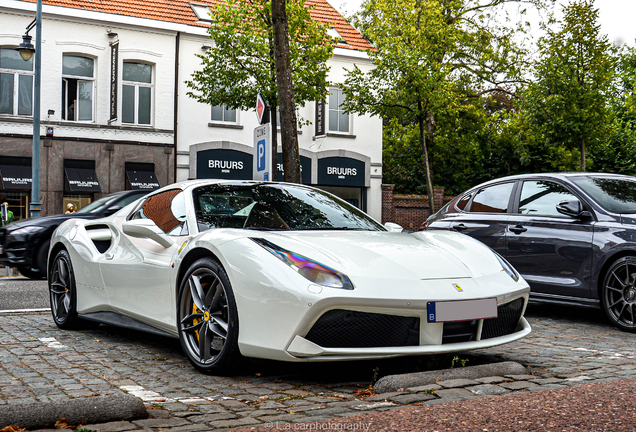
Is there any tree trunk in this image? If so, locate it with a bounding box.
[270,104,278,181]
[580,137,586,172]
[271,0,301,183]
[419,112,435,214]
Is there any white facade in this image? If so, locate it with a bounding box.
[177,37,383,219]
[0,0,383,219]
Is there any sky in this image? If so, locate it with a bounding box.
[330,0,636,47]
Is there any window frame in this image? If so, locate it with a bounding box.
[0,47,34,116]
[513,179,588,218]
[210,104,238,124]
[328,87,351,134]
[465,181,517,214]
[122,61,154,126]
[61,54,96,122]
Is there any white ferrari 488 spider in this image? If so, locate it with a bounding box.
[48,180,531,373]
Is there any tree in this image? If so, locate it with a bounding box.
[272,0,300,183]
[523,0,617,171]
[186,0,333,182]
[343,0,548,213]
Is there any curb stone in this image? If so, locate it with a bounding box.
[0,394,147,430]
[373,361,528,393]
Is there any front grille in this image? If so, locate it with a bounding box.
[304,310,420,348]
[481,298,524,339]
[442,320,478,344]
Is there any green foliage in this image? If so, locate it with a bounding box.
[451,355,468,368]
[378,0,636,195]
[186,0,333,112]
[522,0,618,171]
[343,0,550,202]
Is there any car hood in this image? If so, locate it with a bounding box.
[4,213,96,232]
[249,229,503,280]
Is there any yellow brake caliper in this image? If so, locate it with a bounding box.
[192,302,201,340]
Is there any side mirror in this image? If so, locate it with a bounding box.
[122,219,174,248]
[103,206,122,216]
[556,200,592,220]
[384,222,404,233]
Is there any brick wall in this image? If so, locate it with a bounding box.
[382,184,453,231]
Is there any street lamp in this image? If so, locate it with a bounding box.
[16,0,42,218]
[17,34,35,61]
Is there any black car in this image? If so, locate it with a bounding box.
[0,190,149,279]
[424,173,636,332]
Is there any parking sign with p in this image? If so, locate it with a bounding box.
[253,124,271,181]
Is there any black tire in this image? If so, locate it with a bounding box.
[36,240,50,279]
[48,249,83,330]
[177,257,241,373]
[602,256,636,332]
[17,266,45,280]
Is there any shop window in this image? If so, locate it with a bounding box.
[0,48,33,116]
[62,55,94,121]
[0,192,29,221]
[62,195,92,213]
[328,87,349,133]
[122,62,153,125]
[211,105,237,123]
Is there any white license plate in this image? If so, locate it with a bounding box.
[427,298,497,323]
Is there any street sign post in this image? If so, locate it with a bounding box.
[253,123,272,181]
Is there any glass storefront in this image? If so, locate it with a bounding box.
[0,191,29,221]
[62,195,92,213]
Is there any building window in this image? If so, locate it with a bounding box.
[0,192,29,221]
[62,55,95,121]
[0,48,33,116]
[122,62,153,125]
[211,105,237,123]
[328,88,349,133]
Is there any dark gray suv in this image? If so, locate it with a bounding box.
[424,173,636,332]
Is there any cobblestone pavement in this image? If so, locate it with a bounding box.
[1,304,635,431]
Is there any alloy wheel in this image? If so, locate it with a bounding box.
[179,267,230,364]
[50,254,72,323]
[604,257,636,331]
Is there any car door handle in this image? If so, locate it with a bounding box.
[509,224,527,234]
[452,223,468,232]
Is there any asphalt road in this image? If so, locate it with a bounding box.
[0,276,49,310]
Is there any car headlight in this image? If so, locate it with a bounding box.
[11,225,45,236]
[251,238,354,290]
[495,253,520,282]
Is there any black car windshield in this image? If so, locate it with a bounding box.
[571,176,636,214]
[192,183,384,231]
[75,192,126,214]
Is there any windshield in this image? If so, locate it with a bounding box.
[76,192,125,214]
[571,176,636,214]
[192,184,384,232]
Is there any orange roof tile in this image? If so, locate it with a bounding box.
[20,0,371,51]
